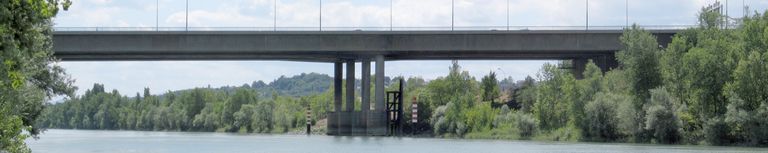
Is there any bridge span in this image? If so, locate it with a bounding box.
[52,29,679,136]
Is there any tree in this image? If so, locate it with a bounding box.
[480,71,500,103]
[616,25,664,142]
[1,1,73,151]
[533,62,576,130]
[644,88,682,144]
[252,100,275,133]
[617,25,662,109]
[573,61,603,132]
[515,76,536,113]
[584,92,621,141]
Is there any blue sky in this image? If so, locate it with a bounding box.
[53,0,768,96]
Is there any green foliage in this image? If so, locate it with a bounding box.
[583,92,622,142]
[0,112,30,153]
[571,61,603,133]
[644,88,682,144]
[724,51,768,111]
[703,116,731,145]
[514,76,537,113]
[618,24,662,109]
[614,91,645,142]
[464,104,495,133]
[533,62,576,130]
[724,94,768,145]
[39,83,318,134]
[1,0,73,152]
[480,71,500,103]
[424,60,479,110]
[515,112,537,139]
[534,124,581,142]
[264,73,332,97]
[698,3,724,29]
[251,100,275,133]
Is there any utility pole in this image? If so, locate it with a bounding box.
[625,0,628,27]
[390,0,393,31]
[451,0,454,31]
[586,0,589,30]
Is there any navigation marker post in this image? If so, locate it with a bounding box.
[306,107,312,135]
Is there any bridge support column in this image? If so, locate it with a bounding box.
[572,58,588,79]
[370,55,387,136]
[328,61,343,135]
[344,60,355,135]
[360,59,371,135]
[571,54,618,79]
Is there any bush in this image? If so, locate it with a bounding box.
[464,104,495,133]
[724,94,768,145]
[515,112,537,139]
[644,88,682,144]
[703,116,731,145]
[584,92,621,141]
[500,105,511,115]
[431,105,449,135]
[613,93,645,142]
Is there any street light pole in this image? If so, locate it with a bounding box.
[586,0,589,30]
[506,0,509,30]
[274,0,277,31]
[185,0,188,31]
[319,0,322,31]
[451,0,454,31]
[156,0,158,31]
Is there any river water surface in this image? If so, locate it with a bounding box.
[26,129,768,153]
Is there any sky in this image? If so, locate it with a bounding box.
[53,0,768,96]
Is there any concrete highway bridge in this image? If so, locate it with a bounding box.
[52,29,680,136]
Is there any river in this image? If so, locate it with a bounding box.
[25,129,767,153]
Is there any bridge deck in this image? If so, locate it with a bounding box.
[52,30,677,62]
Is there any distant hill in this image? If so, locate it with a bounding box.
[257,72,333,97]
[161,72,395,98]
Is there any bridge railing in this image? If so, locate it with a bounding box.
[53,25,695,32]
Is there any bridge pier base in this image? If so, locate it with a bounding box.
[328,56,386,136]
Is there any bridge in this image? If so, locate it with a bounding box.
[52,28,681,136]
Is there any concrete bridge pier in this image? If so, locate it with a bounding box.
[360,59,371,135]
[327,62,343,135]
[369,55,388,136]
[327,56,386,136]
[571,54,618,79]
[345,60,356,135]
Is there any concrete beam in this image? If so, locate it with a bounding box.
[52,30,679,61]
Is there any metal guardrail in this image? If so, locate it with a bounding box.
[53,25,696,32]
